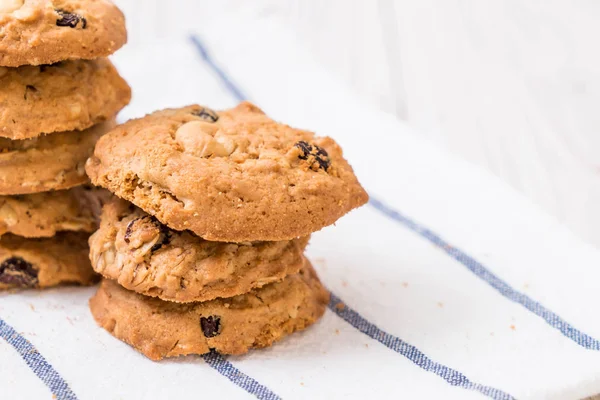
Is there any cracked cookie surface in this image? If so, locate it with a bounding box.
[89,197,308,303]
[0,59,130,139]
[0,119,114,195]
[0,231,98,290]
[89,259,329,360]
[86,101,368,242]
[0,185,110,238]
[0,0,126,67]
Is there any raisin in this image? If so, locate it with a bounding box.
[124,219,135,243]
[56,10,87,28]
[191,107,219,123]
[0,257,38,288]
[295,141,313,160]
[316,147,328,157]
[124,216,171,251]
[294,141,331,171]
[151,219,171,251]
[200,316,221,338]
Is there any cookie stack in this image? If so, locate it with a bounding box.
[0,1,130,290]
[86,102,368,360]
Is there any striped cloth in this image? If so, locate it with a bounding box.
[2,15,600,400]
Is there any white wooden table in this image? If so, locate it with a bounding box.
[114,0,600,248]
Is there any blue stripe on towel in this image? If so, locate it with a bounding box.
[0,318,77,400]
[203,352,282,400]
[190,36,249,103]
[369,197,600,351]
[189,33,600,352]
[328,294,515,400]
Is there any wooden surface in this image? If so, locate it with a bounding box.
[114,0,600,248]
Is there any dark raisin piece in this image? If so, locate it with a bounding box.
[191,107,219,123]
[124,217,171,251]
[123,218,138,243]
[294,141,313,160]
[316,147,328,157]
[56,9,87,28]
[150,217,171,251]
[293,141,330,171]
[314,145,330,171]
[200,316,221,337]
[0,257,38,288]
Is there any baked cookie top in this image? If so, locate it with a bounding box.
[86,102,369,242]
[0,0,126,67]
[89,260,329,360]
[0,119,114,195]
[0,59,130,139]
[0,232,97,289]
[0,185,110,238]
[89,197,309,303]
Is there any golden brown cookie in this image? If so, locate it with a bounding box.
[0,0,127,67]
[0,185,111,238]
[0,59,131,140]
[89,260,329,360]
[89,197,308,303]
[0,119,114,195]
[0,232,97,290]
[86,102,368,242]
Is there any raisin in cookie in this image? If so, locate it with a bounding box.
[0,59,130,140]
[0,119,113,195]
[0,232,97,289]
[89,197,309,303]
[89,260,329,360]
[0,0,126,67]
[86,102,368,242]
[0,185,110,238]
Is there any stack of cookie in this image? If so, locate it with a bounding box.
[86,102,368,360]
[0,1,130,290]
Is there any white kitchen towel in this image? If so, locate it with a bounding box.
[2,12,600,400]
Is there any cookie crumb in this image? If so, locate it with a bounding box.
[510,325,516,331]
[401,282,409,288]
[437,302,444,308]
[335,302,345,311]
[335,329,340,335]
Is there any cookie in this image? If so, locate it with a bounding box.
[0,119,114,195]
[0,231,97,289]
[0,59,131,140]
[86,102,368,242]
[89,260,329,360]
[0,0,126,67]
[0,185,111,238]
[89,197,309,303]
